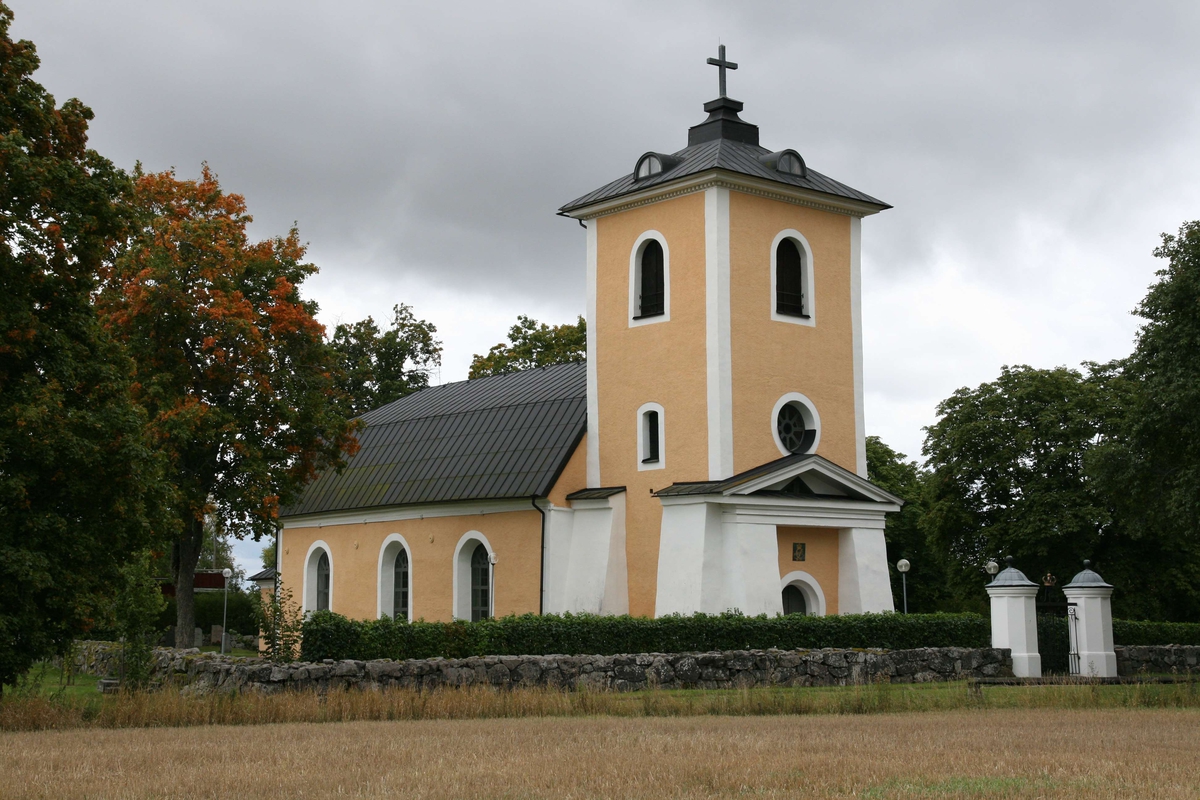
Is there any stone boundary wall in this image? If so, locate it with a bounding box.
[1116,645,1199,676]
[73,641,1011,694]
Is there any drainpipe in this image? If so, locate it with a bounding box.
[532,495,547,615]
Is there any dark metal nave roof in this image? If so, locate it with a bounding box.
[281,362,587,518]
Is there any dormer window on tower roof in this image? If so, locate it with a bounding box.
[636,154,661,180]
[759,150,807,178]
[634,152,680,181]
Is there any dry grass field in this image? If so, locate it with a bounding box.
[2,708,1199,798]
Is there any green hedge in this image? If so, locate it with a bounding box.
[299,611,992,663]
[1114,619,1200,647]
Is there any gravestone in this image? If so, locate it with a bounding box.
[211,624,223,645]
[194,627,204,648]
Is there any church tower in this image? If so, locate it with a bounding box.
[559,47,899,618]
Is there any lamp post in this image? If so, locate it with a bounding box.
[221,567,233,654]
[896,559,911,614]
[986,560,1000,580]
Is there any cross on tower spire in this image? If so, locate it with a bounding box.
[706,44,738,98]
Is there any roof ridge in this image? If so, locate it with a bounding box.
[363,392,584,428]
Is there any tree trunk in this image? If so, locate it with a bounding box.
[173,516,204,649]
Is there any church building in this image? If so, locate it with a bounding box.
[277,49,901,622]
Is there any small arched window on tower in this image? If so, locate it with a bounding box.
[636,240,665,318]
[775,239,808,318]
[643,410,660,464]
[393,549,409,621]
[470,544,491,622]
[316,551,330,612]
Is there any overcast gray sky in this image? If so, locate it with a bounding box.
[12,1,1200,571]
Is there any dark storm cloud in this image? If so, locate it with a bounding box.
[11,0,1200,461]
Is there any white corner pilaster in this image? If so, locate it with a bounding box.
[837,527,894,614]
[704,186,733,480]
[849,217,867,478]
[585,220,600,487]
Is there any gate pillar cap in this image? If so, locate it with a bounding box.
[1064,560,1112,590]
[988,556,1036,587]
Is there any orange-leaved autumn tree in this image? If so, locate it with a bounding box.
[98,165,358,647]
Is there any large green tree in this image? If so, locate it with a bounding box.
[865,436,955,613]
[0,4,164,687]
[98,165,359,647]
[468,315,585,379]
[1089,221,1200,620]
[329,304,441,417]
[920,364,1162,614]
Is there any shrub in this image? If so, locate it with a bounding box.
[299,611,992,663]
[1113,619,1200,647]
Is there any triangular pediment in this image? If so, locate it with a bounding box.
[729,454,902,504]
[655,453,902,506]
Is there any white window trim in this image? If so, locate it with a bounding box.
[780,570,827,616]
[769,228,816,327]
[628,230,670,327]
[377,533,414,621]
[771,392,822,457]
[636,401,666,472]
[452,530,494,621]
[302,540,333,614]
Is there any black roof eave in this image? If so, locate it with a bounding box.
[279,493,543,523]
[559,167,891,218]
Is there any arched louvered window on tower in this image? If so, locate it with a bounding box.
[316,551,330,611]
[470,544,491,621]
[637,240,665,318]
[776,238,807,318]
[393,549,409,621]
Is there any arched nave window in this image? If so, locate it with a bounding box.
[455,532,495,622]
[470,544,491,622]
[378,536,413,621]
[316,552,330,611]
[304,543,333,614]
[394,550,409,620]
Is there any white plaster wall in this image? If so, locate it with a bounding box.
[541,505,575,614]
[656,501,713,616]
[720,520,781,616]
[837,527,894,614]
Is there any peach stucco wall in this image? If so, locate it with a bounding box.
[547,434,587,507]
[777,526,840,615]
[728,192,858,474]
[594,192,709,617]
[280,509,542,623]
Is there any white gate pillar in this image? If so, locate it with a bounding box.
[985,557,1041,678]
[1062,561,1116,678]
